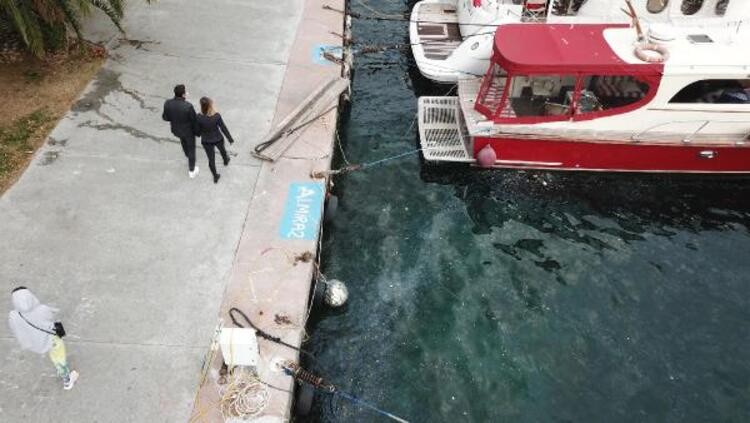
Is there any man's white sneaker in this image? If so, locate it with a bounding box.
[189,166,200,179]
[64,370,79,390]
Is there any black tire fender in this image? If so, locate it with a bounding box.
[295,383,315,416]
[324,194,339,224]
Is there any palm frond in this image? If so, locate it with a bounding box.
[72,0,92,17]
[90,0,123,32]
[1,0,46,56]
[31,0,66,23]
[106,0,124,19]
[2,0,150,55]
[0,0,29,45]
[56,0,83,40]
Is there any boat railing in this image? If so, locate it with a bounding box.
[630,119,750,144]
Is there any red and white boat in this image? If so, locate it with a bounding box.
[417,22,750,173]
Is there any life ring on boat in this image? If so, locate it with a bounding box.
[634,43,670,63]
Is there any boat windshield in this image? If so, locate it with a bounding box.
[475,62,508,117]
[475,24,663,123]
[504,74,578,119]
[475,71,656,123]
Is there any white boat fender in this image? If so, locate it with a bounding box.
[324,279,349,307]
[634,43,669,63]
[477,144,497,167]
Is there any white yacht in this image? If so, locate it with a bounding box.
[409,0,738,83]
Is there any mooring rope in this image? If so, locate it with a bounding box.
[324,2,504,27]
[314,148,424,178]
[228,312,410,421]
[363,148,422,168]
[254,104,339,156]
[283,363,411,423]
[353,0,405,20]
[333,390,410,423]
[335,129,351,165]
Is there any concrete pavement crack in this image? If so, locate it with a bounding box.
[78,120,177,144]
[72,68,160,116]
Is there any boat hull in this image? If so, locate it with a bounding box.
[474,137,750,173]
[409,0,503,83]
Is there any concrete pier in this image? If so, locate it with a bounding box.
[190,0,349,421]
[0,0,346,421]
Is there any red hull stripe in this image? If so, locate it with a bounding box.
[473,137,750,173]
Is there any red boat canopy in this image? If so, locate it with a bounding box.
[494,24,663,75]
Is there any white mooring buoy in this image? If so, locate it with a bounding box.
[324,279,349,307]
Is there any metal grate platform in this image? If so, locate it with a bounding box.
[418,96,474,162]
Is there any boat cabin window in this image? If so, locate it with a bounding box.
[577,75,651,114]
[551,0,589,16]
[681,0,703,15]
[647,0,669,13]
[477,72,656,121]
[670,79,750,104]
[505,74,577,118]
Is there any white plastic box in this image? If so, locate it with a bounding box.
[219,328,259,368]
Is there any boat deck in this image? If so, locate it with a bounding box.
[413,2,462,60]
[458,77,495,131]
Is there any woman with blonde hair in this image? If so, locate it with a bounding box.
[196,97,235,183]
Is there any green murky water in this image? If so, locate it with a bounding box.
[303,2,750,422]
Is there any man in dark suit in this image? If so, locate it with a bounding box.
[162,84,199,178]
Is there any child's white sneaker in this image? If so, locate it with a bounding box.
[64,370,79,390]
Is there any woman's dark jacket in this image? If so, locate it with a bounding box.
[196,113,234,144]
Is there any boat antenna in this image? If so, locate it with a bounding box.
[621,0,645,41]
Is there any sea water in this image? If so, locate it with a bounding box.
[303,2,750,422]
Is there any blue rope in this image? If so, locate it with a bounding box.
[282,366,410,422]
[360,149,422,169]
[331,389,410,423]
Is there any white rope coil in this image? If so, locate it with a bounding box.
[220,372,270,420]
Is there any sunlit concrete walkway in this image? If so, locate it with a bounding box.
[0,1,303,421]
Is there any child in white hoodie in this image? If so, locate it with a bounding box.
[8,287,78,390]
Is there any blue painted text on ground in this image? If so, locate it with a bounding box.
[279,182,324,240]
